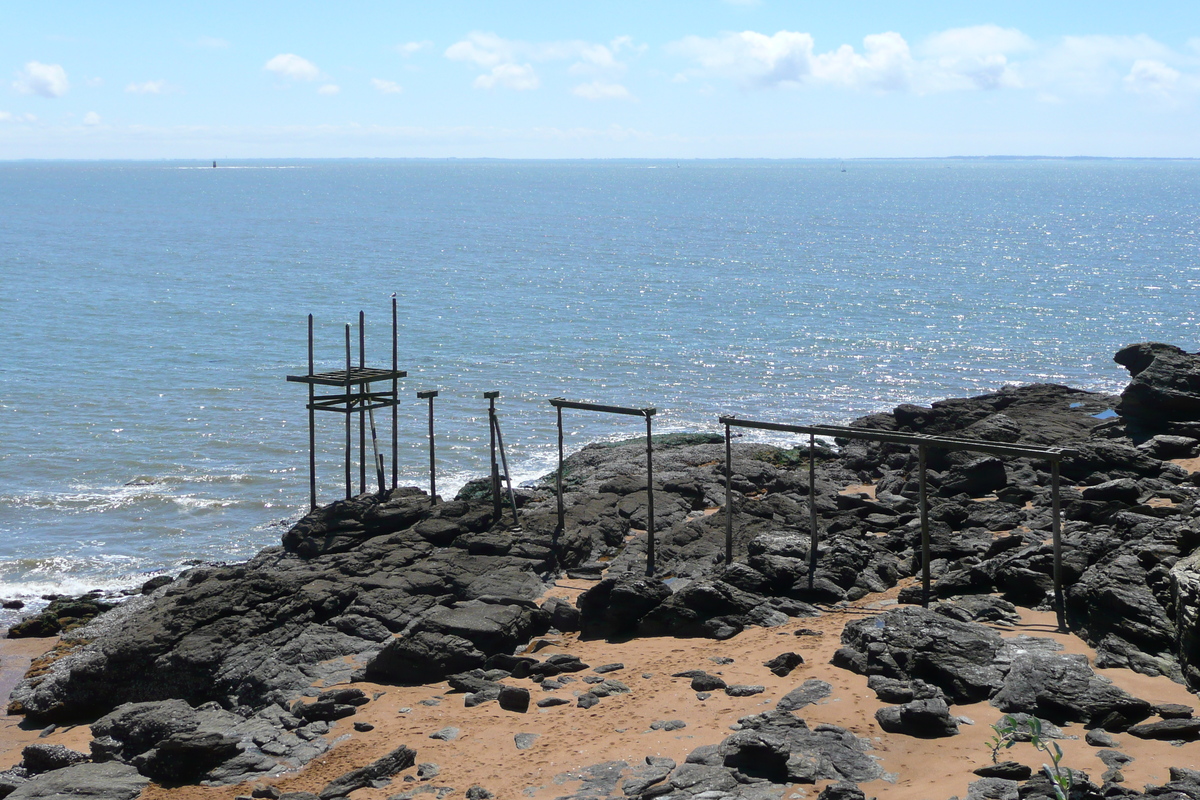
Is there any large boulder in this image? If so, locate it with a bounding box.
[4,762,148,800]
[833,607,1006,704]
[1116,343,1200,426]
[990,652,1153,730]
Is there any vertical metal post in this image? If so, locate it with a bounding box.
[344,324,352,500]
[307,314,316,510]
[358,311,366,495]
[808,433,818,590]
[1052,458,1065,630]
[919,443,930,607]
[391,295,398,490]
[486,392,501,521]
[645,411,655,576]
[556,405,564,535]
[418,391,438,504]
[724,422,733,565]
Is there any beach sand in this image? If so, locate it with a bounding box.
[4,581,1199,800]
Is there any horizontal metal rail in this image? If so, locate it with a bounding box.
[550,397,656,417]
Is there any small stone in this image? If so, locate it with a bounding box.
[642,673,653,679]
[418,763,440,780]
[650,720,687,731]
[38,725,55,739]
[537,697,571,708]
[577,693,599,709]
[514,733,538,750]
[646,756,676,769]
[399,707,412,714]
[429,727,459,741]
[1086,729,1117,747]
[689,673,727,692]
[594,663,624,674]
[794,628,823,636]
[419,698,441,707]
[251,785,281,799]
[582,675,604,684]
[353,721,375,732]
[466,787,494,800]
[725,685,766,697]
[696,692,711,701]
[711,656,735,665]
[763,652,805,677]
[973,761,1032,780]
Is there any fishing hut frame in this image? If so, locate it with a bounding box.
[287,301,407,509]
[549,398,657,576]
[719,416,1075,629]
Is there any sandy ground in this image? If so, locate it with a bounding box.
[3,581,1199,800]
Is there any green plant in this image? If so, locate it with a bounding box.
[987,715,1074,800]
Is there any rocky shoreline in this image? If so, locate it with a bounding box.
[5,342,1200,800]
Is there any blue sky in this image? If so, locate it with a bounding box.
[3,1,1200,158]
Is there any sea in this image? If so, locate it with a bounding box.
[1,158,1197,621]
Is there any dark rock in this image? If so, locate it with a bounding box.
[1086,729,1118,747]
[689,673,727,692]
[593,663,624,674]
[650,720,687,731]
[819,782,866,800]
[7,596,114,638]
[20,743,89,774]
[529,653,589,678]
[540,597,580,633]
[362,631,485,685]
[764,652,804,677]
[1158,703,1195,719]
[497,686,530,713]
[725,685,765,697]
[317,745,415,799]
[536,697,570,708]
[353,721,374,732]
[1127,718,1200,741]
[992,652,1153,730]
[1115,343,1200,425]
[577,576,672,639]
[1081,479,1141,505]
[466,786,494,800]
[974,761,1033,780]
[967,777,1020,800]
[3,761,148,800]
[577,693,599,709]
[835,607,1006,704]
[777,679,832,712]
[874,698,959,738]
[141,576,174,594]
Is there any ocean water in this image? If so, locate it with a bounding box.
[1,158,1198,610]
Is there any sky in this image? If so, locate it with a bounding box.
[3,1,1200,159]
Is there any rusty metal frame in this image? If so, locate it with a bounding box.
[550,398,658,576]
[719,415,1075,628]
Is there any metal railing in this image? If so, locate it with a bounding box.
[720,415,1075,627]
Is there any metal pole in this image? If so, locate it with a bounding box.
[724,422,733,565]
[418,391,438,504]
[1052,458,1065,630]
[808,433,818,590]
[645,411,655,576]
[344,324,352,500]
[358,311,366,495]
[486,392,500,521]
[919,443,930,607]
[307,314,316,510]
[392,295,398,490]
[556,405,564,535]
[494,414,520,527]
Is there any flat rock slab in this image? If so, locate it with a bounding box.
[777,679,833,712]
[6,761,149,800]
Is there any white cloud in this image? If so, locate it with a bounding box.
[372,78,403,94]
[670,28,1200,100]
[264,53,321,81]
[13,61,69,98]
[0,111,37,123]
[125,80,169,94]
[395,41,432,57]
[83,111,101,125]
[474,63,540,91]
[317,84,340,95]
[572,81,633,100]
[446,32,638,91]
[1125,59,1182,98]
